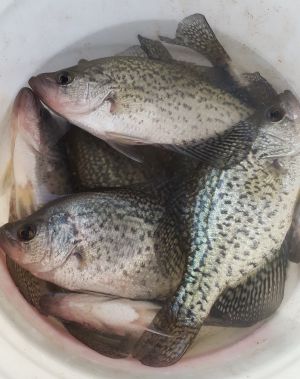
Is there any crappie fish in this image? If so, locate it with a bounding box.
[29,54,256,167]
[7,88,72,309]
[0,191,185,300]
[133,90,300,366]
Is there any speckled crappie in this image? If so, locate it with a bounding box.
[0,191,185,300]
[29,55,255,166]
[133,90,300,367]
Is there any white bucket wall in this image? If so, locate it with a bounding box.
[0,0,300,378]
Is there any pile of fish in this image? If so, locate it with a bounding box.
[0,13,300,367]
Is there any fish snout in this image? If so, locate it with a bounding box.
[29,74,58,105]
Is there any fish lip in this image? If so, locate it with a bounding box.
[29,74,57,102]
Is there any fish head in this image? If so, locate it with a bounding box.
[0,203,79,277]
[253,90,300,173]
[29,63,114,124]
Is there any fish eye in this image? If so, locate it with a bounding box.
[266,106,285,122]
[56,71,74,86]
[17,224,37,242]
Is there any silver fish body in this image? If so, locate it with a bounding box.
[29,56,253,158]
[133,90,300,366]
[0,191,185,300]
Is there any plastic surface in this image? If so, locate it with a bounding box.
[0,0,300,378]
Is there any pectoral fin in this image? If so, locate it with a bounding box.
[105,138,145,163]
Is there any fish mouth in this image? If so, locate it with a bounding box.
[29,74,79,119]
[29,74,57,105]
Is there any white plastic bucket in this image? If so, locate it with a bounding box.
[0,1,300,378]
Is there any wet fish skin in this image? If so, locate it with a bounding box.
[0,191,185,300]
[28,55,253,162]
[133,90,300,366]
